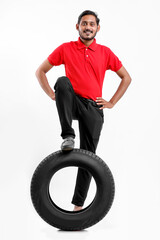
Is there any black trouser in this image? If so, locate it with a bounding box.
[54,76,104,206]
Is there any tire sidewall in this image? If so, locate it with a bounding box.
[31,149,115,230]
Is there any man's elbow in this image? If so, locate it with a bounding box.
[127,76,132,85]
[35,67,41,79]
[124,75,132,86]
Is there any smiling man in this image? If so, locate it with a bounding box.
[35,10,131,211]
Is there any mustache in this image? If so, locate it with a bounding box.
[84,30,93,33]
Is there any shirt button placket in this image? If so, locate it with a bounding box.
[86,48,88,59]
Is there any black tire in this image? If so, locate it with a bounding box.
[30,149,115,231]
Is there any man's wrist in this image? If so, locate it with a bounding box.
[50,94,55,100]
[48,91,55,100]
[109,100,115,107]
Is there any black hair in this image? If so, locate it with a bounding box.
[77,10,100,25]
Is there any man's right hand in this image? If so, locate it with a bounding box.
[50,92,56,101]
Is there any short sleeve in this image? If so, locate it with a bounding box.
[107,48,122,72]
[47,44,65,66]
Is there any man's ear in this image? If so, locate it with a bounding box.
[97,25,100,32]
[76,24,79,31]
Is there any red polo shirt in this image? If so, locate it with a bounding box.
[48,37,122,101]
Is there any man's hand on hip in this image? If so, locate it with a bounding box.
[50,92,56,101]
[96,97,114,110]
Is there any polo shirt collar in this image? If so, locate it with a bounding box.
[77,37,97,51]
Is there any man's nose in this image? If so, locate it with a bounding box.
[85,26,92,30]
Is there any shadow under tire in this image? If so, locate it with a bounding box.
[30,149,115,231]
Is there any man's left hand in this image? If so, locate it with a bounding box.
[96,97,114,109]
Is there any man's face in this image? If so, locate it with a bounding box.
[76,15,100,41]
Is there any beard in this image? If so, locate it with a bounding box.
[79,29,98,41]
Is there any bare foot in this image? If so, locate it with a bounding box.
[73,205,83,211]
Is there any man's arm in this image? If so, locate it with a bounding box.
[96,66,132,109]
[35,59,55,100]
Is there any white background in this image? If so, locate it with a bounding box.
[0,0,160,239]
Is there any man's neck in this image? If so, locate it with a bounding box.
[80,37,94,47]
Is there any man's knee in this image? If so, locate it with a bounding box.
[54,76,71,91]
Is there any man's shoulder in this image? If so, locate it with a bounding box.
[96,42,111,52]
[56,40,78,51]
[60,40,78,47]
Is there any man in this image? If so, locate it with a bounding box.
[35,10,131,211]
